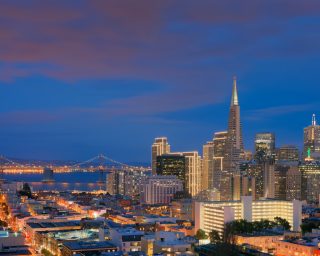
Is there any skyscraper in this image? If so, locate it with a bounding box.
[224,77,245,171]
[212,131,227,191]
[183,151,202,197]
[276,145,300,162]
[221,77,245,200]
[202,141,214,190]
[300,160,320,203]
[151,137,170,174]
[156,153,186,191]
[303,114,320,160]
[254,132,275,160]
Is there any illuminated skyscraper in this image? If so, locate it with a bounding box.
[202,141,214,190]
[224,77,245,170]
[303,114,320,160]
[221,77,245,200]
[300,161,320,203]
[276,145,299,162]
[156,153,186,191]
[151,137,170,174]
[183,151,202,197]
[254,132,275,160]
[156,151,201,197]
[212,131,227,191]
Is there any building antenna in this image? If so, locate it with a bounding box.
[312,114,316,126]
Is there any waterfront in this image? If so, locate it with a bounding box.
[2,172,106,191]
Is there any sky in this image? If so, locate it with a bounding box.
[1,0,320,163]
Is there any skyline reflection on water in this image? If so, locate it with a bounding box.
[3,171,107,191]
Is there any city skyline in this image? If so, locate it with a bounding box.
[1,1,320,162]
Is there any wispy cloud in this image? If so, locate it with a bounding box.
[244,103,317,121]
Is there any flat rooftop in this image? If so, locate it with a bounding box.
[63,241,117,250]
[27,220,80,229]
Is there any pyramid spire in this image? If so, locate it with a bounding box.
[231,76,239,106]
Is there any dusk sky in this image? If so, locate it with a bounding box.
[1,1,320,163]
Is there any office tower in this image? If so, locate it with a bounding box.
[212,131,227,191]
[263,160,275,198]
[124,170,151,198]
[276,145,299,162]
[183,151,202,197]
[106,169,151,196]
[274,165,288,200]
[232,174,255,200]
[300,161,320,203]
[151,137,170,174]
[106,170,125,195]
[156,151,201,197]
[254,132,275,160]
[222,77,245,200]
[286,166,301,201]
[156,153,186,191]
[224,77,245,171]
[274,163,301,201]
[303,114,320,160]
[241,162,264,200]
[274,164,290,200]
[202,141,214,190]
[140,176,183,205]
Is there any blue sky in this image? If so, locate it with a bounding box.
[0,0,320,162]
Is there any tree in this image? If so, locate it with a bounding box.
[300,222,318,234]
[209,229,221,244]
[195,229,208,240]
[274,217,291,230]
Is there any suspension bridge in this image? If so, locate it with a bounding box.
[0,154,150,184]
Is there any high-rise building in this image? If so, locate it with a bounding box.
[222,77,245,200]
[232,174,255,200]
[263,160,275,198]
[151,137,170,174]
[212,131,228,191]
[202,141,214,190]
[183,151,202,197]
[303,114,320,160]
[286,166,301,201]
[254,132,275,160]
[155,151,201,197]
[274,164,301,201]
[300,160,320,203]
[156,153,186,191]
[276,145,299,162]
[274,165,288,200]
[140,176,183,205]
[224,77,245,172]
[106,169,151,197]
[241,161,264,200]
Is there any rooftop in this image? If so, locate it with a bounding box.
[27,220,80,229]
[63,241,117,250]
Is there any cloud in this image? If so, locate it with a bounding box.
[244,103,317,121]
[1,0,320,116]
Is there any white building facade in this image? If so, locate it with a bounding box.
[195,196,302,236]
[141,176,183,205]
